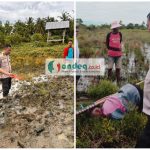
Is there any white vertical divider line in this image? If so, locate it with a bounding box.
[74,0,76,148]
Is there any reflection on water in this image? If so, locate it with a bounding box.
[91,42,150,87]
[107,42,150,84]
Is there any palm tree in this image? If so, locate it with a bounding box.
[26,17,35,35]
[4,21,13,35]
[0,20,4,33]
[45,16,57,22]
[35,18,46,35]
[58,11,72,21]
[14,20,28,37]
[27,17,34,24]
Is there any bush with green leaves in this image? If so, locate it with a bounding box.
[21,36,31,42]
[34,41,47,47]
[0,32,5,47]
[5,36,11,45]
[5,33,22,45]
[76,108,147,148]
[31,33,44,42]
[87,80,119,99]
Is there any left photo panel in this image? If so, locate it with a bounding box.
[0,1,74,148]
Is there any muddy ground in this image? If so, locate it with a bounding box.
[0,76,74,148]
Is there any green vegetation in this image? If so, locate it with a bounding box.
[88,80,118,99]
[77,19,146,30]
[78,25,150,58]
[10,42,67,80]
[0,12,74,80]
[77,81,146,148]
[0,12,74,46]
[76,23,149,148]
[77,109,147,148]
[77,24,150,83]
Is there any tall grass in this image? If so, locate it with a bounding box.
[9,42,68,80]
[78,26,150,58]
[78,26,150,82]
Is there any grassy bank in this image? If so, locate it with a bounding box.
[9,42,67,80]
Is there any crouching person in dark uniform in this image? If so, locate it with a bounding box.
[0,44,14,98]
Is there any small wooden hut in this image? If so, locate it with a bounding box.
[46,21,69,44]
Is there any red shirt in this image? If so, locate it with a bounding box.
[63,47,74,58]
[106,32,122,57]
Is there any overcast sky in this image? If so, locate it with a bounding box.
[77,2,150,25]
[0,1,74,24]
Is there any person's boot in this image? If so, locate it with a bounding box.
[108,68,112,80]
[116,68,121,85]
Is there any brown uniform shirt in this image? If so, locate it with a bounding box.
[0,52,11,79]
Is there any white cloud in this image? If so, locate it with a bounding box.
[77,2,150,25]
[0,1,74,23]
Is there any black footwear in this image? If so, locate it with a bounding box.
[116,68,121,85]
[108,68,112,80]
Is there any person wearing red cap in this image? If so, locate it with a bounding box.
[106,21,122,85]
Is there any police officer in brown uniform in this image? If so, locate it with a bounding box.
[0,44,14,98]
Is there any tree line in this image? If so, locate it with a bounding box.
[77,18,146,30]
[0,11,74,47]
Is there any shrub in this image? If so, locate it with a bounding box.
[21,36,31,42]
[80,47,95,58]
[0,32,5,47]
[4,36,11,45]
[76,109,147,148]
[31,33,44,42]
[87,80,118,99]
[34,41,47,47]
[120,109,147,138]
[5,33,22,45]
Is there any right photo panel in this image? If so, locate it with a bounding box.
[76,2,150,148]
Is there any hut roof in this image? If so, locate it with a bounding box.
[46,21,69,30]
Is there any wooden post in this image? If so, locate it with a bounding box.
[62,29,66,44]
[47,30,49,42]
[47,30,51,43]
